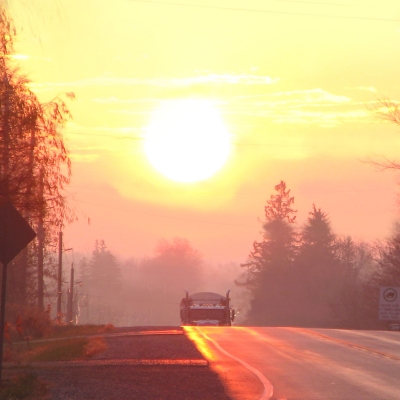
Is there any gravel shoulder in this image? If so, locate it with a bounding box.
[6,327,232,400]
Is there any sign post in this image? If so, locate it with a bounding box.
[0,203,36,381]
[379,287,400,322]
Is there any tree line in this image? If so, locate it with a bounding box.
[238,180,399,329]
[2,4,400,330]
[74,238,208,326]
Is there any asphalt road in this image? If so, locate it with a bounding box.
[185,326,400,400]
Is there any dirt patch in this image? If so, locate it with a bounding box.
[93,332,203,360]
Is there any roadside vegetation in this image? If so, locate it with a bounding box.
[0,372,48,400]
[238,180,400,329]
[4,324,112,364]
[49,323,115,339]
[7,336,106,363]
[0,324,112,399]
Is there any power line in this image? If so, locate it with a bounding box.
[70,186,392,229]
[127,0,400,22]
[74,199,250,227]
[272,0,372,6]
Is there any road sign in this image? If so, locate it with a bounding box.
[379,287,400,320]
[0,202,36,382]
[0,202,36,265]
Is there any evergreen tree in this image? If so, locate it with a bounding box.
[297,205,337,281]
[89,240,122,293]
[78,256,91,286]
[295,205,340,326]
[240,181,297,325]
[87,240,122,324]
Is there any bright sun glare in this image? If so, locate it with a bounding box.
[144,99,231,183]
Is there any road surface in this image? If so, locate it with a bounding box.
[185,326,400,400]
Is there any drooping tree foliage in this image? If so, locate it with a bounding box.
[0,8,73,313]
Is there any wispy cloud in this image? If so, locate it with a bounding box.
[66,122,142,138]
[92,97,158,104]
[225,88,369,126]
[268,89,351,105]
[69,153,99,163]
[28,73,279,91]
[271,109,368,126]
[88,88,370,127]
[355,86,377,93]
[175,74,279,85]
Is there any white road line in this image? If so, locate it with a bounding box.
[195,327,274,400]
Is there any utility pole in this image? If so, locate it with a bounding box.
[37,169,44,312]
[86,290,89,324]
[67,263,74,325]
[57,234,72,324]
[57,231,62,323]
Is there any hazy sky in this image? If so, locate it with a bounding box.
[10,0,400,262]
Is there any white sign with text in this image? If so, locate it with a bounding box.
[379,287,400,320]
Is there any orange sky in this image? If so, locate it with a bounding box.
[10,0,400,263]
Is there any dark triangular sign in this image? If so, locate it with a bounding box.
[0,203,36,265]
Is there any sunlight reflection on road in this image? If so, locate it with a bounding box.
[184,326,274,400]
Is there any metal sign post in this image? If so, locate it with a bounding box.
[0,203,36,381]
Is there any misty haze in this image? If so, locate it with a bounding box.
[1,0,400,399]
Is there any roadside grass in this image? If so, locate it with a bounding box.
[9,336,107,363]
[6,324,111,363]
[0,372,48,399]
[0,324,112,398]
[49,323,115,338]
[25,338,90,362]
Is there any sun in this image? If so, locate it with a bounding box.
[144,99,231,183]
